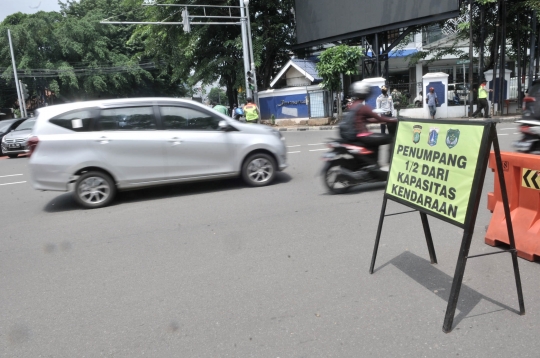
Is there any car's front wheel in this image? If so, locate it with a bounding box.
[73,171,116,209]
[242,153,276,187]
[7,154,18,159]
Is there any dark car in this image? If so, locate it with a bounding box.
[0,118,26,156]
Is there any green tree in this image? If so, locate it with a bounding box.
[316,44,363,118]
[129,0,295,109]
[0,0,188,108]
[208,87,228,105]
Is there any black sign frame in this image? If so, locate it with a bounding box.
[369,120,525,333]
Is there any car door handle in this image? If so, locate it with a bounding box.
[168,137,182,145]
[97,136,109,144]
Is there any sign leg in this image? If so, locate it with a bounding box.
[492,132,525,315]
[420,212,437,264]
[442,230,473,333]
[370,197,388,274]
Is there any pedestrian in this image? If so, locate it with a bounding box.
[376,85,394,133]
[232,103,244,120]
[425,87,438,119]
[211,101,229,116]
[471,80,493,118]
[243,97,260,123]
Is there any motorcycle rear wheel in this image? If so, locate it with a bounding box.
[324,163,351,194]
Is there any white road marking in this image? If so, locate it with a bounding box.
[501,128,516,130]
[0,181,26,186]
[514,133,521,135]
[0,174,23,178]
[287,145,301,148]
[309,149,327,152]
[498,133,509,136]
[288,151,301,154]
[308,143,325,146]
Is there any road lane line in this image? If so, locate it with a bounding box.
[0,174,23,178]
[501,128,516,130]
[498,134,508,136]
[514,133,521,135]
[288,151,301,154]
[309,149,327,152]
[308,143,325,146]
[0,181,26,186]
[287,145,301,148]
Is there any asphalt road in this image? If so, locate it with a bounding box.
[1,123,539,357]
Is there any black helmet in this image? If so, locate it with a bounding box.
[349,81,371,100]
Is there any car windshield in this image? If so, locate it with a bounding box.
[14,119,36,131]
[0,120,16,133]
[528,84,540,97]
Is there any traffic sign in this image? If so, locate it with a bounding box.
[456,60,470,65]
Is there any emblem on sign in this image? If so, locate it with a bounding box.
[428,127,439,147]
[445,129,460,149]
[413,125,422,144]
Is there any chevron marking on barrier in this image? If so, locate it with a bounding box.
[522,168,540,190]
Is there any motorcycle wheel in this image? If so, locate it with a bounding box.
[323,163,351,194]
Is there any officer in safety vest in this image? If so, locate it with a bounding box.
[471,80,493,119]
[243,97,260,123]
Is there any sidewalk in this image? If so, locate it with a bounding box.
[275,114,521,131]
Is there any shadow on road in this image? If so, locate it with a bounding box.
[43,172,293,212]
[374,251,520,330]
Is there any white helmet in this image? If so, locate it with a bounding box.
[349,81,372,99]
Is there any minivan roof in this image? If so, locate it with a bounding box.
[35,97,202,119]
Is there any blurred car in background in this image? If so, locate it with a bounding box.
[522,80,540,120]
[0,118,26,156]
[28,98,287,208]
[1,118,36,158]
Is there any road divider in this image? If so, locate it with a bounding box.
[486,151,540,261]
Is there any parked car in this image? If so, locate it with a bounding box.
[1,118,36,158]
[28,98,288,208]
[0,118,26,156]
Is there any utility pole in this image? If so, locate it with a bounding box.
[7,29,25,118]
[243,0,258,106]
[528,10,537,91]
[239,0,251,99]
[468,0,474,117]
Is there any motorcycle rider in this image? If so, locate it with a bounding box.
[346,81,398,149]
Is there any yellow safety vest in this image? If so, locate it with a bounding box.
[244,104,259,121]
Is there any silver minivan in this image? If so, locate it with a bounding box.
[29,98,287,208]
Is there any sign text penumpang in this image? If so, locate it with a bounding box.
[386,120,487,225]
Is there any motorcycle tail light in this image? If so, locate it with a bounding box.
[523,96,535,110]
[520,125,531,134]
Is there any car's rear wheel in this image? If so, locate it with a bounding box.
[242,153,276,187]
[74,171,116,209]
[7,154,18,159]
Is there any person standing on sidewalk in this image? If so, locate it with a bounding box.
[472,80,493,118]
[244,97,260,123]
[376,85,394,134]
[425,87,438,120]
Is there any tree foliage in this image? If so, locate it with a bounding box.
[0,0,187,109]
[316,45,363,117]
[128,0,295,109]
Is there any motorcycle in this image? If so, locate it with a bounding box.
[513,119,540,154]
[320,120,397,194]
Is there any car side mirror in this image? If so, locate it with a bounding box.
[218,120,229,130]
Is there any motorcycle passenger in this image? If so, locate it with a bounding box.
[346,81,397,149]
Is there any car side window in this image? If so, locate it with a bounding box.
[49,110,94,132]
[98,107,156,131]
[160,106,220,130]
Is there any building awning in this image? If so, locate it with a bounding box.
[366,49,418,58]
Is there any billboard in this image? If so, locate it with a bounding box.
[294,0,461,47]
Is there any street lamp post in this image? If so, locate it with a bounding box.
[243,0,258,105]
[239,0,252,99]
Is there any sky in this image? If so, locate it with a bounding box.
[0,0,63,22]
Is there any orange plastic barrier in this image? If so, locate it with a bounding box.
[486,151,540,261]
